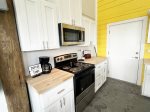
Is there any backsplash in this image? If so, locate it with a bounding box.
[22,45,97,75]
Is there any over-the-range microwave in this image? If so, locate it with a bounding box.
[58,23,85,46]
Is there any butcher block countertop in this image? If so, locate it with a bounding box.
[84,57,107,65]
[144,59,150,65]
[26,68,74,94]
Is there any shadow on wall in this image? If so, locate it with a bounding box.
[0,80,8,112]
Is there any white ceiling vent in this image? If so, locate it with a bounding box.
[0,0,8,11]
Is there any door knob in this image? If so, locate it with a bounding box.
[136,52,139,54]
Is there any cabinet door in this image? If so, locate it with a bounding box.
[14,0,44,51]
[25,0,44,50]
[82,18,90,46]
[70,0,82,26]
[63,91,75,112]
[89,21,97,46]
[142,65,150,97]
[143,75,150,97]
[44,100,62,112]
[56,0,72,24]
[41,0,60,49]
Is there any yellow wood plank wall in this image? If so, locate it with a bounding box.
[97,0,150,58]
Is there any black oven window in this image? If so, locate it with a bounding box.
[75,68,94,97]
[63,28,81,42]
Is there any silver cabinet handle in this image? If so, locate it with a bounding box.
[57,89,65,94]
[63,97,65,106]
[74,20,75,25]
[60,100,62,108]
[46,41,48,49]
[72,19,74,25]
[43,41,45,49]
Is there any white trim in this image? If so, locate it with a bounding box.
[95,0,98,52]
[107,16,148,85]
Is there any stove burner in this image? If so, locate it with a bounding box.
[62,66,71,70]
[70,67,82,73]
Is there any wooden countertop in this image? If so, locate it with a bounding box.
[26,68,74,94]
[84,57,107,65]
[144,59,150,65]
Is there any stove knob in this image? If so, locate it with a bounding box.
[60,57,63,61]
[57,58,60,61]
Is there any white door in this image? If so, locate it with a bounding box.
[108,19,144,84]
[63,91,75,112]
[41,0,60,49]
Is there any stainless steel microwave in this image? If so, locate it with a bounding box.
[58,23,85,46]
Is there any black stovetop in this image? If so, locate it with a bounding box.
[56,62,94,74]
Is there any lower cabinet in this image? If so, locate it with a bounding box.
[44,91,75,112]
[95,60,107,92]
[142,65,150,97]
[27,78,75,112]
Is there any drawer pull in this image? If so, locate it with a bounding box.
[63,97,65,106]
[60,100,62,108]
[57,89,65,94]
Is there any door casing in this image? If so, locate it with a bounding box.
[107,16,148,85]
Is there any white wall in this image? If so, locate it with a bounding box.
[22,45,97,75]
[0,80,8,112]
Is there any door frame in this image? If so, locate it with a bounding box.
[107,16,148,85]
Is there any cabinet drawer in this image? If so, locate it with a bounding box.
[40,78,73,109]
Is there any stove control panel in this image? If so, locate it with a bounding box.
[54,53,78,63]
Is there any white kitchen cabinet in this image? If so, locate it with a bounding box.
[82,16,97,46]
[41,0,59,49]
[44,91,74,112]
[28,78,75,112]
[56,0,82,26]
[44,100,62,112]
[142,65,150,97]
[70,0,82,26]
[56,0,72,25]
[95,60,107,92]
[13,0,59,51]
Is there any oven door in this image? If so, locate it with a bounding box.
[74,67,95,97]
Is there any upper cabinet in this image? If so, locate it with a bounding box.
[56,0,72,25]
[13,0,60,51]
[40,0,59,49]
[82,0,96,20]
[82,16,97,47]
[70,0,82,26]
[56,0,82,26]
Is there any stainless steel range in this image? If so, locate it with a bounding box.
[54,53,95,112]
